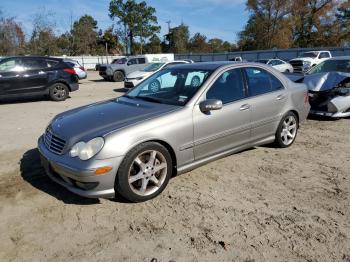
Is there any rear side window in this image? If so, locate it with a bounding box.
[46,60,59,68]
[137,58,146,64]
[244,68,284,96]
[127,59,137,65]
[22,58,47,70]
[207,69,245,104]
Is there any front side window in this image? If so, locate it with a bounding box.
[245,68,284,96]
[126,68,212,106]
[319,52,330,59]
[0,58,23,72]
[206,69,245,104]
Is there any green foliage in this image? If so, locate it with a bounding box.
[164,23,190,53]
[71,15,99,55]
[109,0,160,54]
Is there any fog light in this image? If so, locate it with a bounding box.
[94,166,113,175]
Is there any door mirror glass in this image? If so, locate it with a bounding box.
[199,99,223,113]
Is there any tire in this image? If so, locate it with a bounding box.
[49,83,69,101]
[115,142,173,202]
[113,71,125,82]
[274,112,298,148]
[149,80,161,93]
[190,76,201,87]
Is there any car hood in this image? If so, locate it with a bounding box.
[127,71,152,79]
[304,72,350,92]
[290,57,315,63]
[50,97,179,143]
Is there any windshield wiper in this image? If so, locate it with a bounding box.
[135,96,162,104]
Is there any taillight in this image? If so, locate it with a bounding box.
[80,66,85,71]
[304,91,309,104]
[64,68,76,75]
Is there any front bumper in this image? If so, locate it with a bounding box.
[124,81,135,88]
[309,109,350,118]
[38,136,124,198]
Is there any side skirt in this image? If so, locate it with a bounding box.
[177,135,275,175]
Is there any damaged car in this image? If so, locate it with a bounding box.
[286,57,350,118]
[303,57,350,118]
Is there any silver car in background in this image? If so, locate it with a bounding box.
[64,59,87,80]
[38,62,310,202]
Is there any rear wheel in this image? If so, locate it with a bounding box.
[113,71,125,82]
[274,112,298,148]
[49,83,69,101]
[115,142,172,202]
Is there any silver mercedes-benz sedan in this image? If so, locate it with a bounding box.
[38,62,310,202]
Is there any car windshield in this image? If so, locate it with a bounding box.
[300,52,318,58]
[308,59,350,74]
[257,60,269,64]
[125,68,213,106]
[143,63,164,72]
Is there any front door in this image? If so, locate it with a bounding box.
[193,68,251,160]
[0,58,24,96]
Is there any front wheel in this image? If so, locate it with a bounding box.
[274,112,298,148]
[115,142,173,202]
[113,71,125,82]
[49,83,69,101]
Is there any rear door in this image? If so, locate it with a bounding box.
[125,58,139,74]
[193,68,251,160]
[243,67,287,142]
[0,58,24,96]
[20,58,49,93]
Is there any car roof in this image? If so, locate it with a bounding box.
[2,56,63,61]
[327,56,350,60]
[167,61,241,70]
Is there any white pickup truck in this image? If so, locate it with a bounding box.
[289,51,332,73]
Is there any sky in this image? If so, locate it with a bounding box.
[0,0,249,43]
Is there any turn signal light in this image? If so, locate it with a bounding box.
[94,166,113,175]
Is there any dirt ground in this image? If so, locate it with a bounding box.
[0,71,349,262]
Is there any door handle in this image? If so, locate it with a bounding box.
[276,94,286,100]
[240,104,250,111]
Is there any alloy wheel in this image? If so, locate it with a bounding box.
[128,150,167,196]
[53,85,67,99]
[280,115,297,146]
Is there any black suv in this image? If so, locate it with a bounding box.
[0,56,79,101]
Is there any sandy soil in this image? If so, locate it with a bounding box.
[0,72,349,262]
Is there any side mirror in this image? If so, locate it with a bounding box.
[199,99,223,113]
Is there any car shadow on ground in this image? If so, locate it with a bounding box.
[113,88,128,93]
[0,95,71,104]
[89,79,107,82]
[20,148,101,205]
[307,114,342,122]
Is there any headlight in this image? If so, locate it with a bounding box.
[70,137,104,160]
[303,61,311,66]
